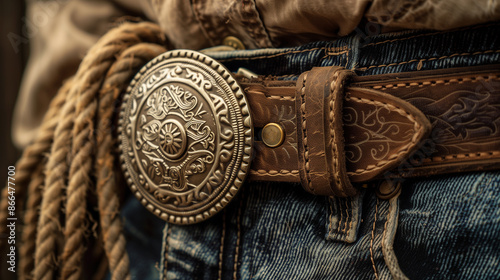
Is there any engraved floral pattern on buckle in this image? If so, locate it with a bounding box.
[119,50,253,225]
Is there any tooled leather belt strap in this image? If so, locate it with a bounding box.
[119,50,500,224]
[244,64,500,196]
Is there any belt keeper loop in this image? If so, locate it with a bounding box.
[296,67,357,197]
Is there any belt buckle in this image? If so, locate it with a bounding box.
[119,50,253,225]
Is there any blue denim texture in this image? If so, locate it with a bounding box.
[120,22,500,279]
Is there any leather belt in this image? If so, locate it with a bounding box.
[119,50,500,224]
[243,64,500,196]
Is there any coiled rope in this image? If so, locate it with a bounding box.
[0,22,168,280]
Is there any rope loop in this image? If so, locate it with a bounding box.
[0,21,168,280]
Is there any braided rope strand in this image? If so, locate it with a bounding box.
[35,81,79,280]
[33,22,166,280]
[0,78,70,255]
[19,164,45,280]
[60,23,167,280]
[0,22,170,280]
[95,43,167,280]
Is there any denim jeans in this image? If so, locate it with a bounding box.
[120,22,500,279]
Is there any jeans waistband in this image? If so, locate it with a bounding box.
[205,22,500,78]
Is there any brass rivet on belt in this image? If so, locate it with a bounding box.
[223,36,245,50]
[262,123,285,148]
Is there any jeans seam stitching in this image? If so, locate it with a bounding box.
[370,198,380,279]
[233,198,243,280]
[320,49,349,61]
[337,197,343,233]
[163,226,171,280]
[218,210,227,280]
[328,197,334,238]
[345,198,353,242]
[382,198,392,277]
[343,198,349,233]
[219,47,326,62]
[345,49,350,68]
[356,50,500,71]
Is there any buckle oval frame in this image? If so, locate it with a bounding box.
[119,50,253,225]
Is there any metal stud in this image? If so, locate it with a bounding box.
[262,123,285,148]
[376,180,402,200]
[223,36,246,50]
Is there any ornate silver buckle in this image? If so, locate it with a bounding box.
[119,50,253,225]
